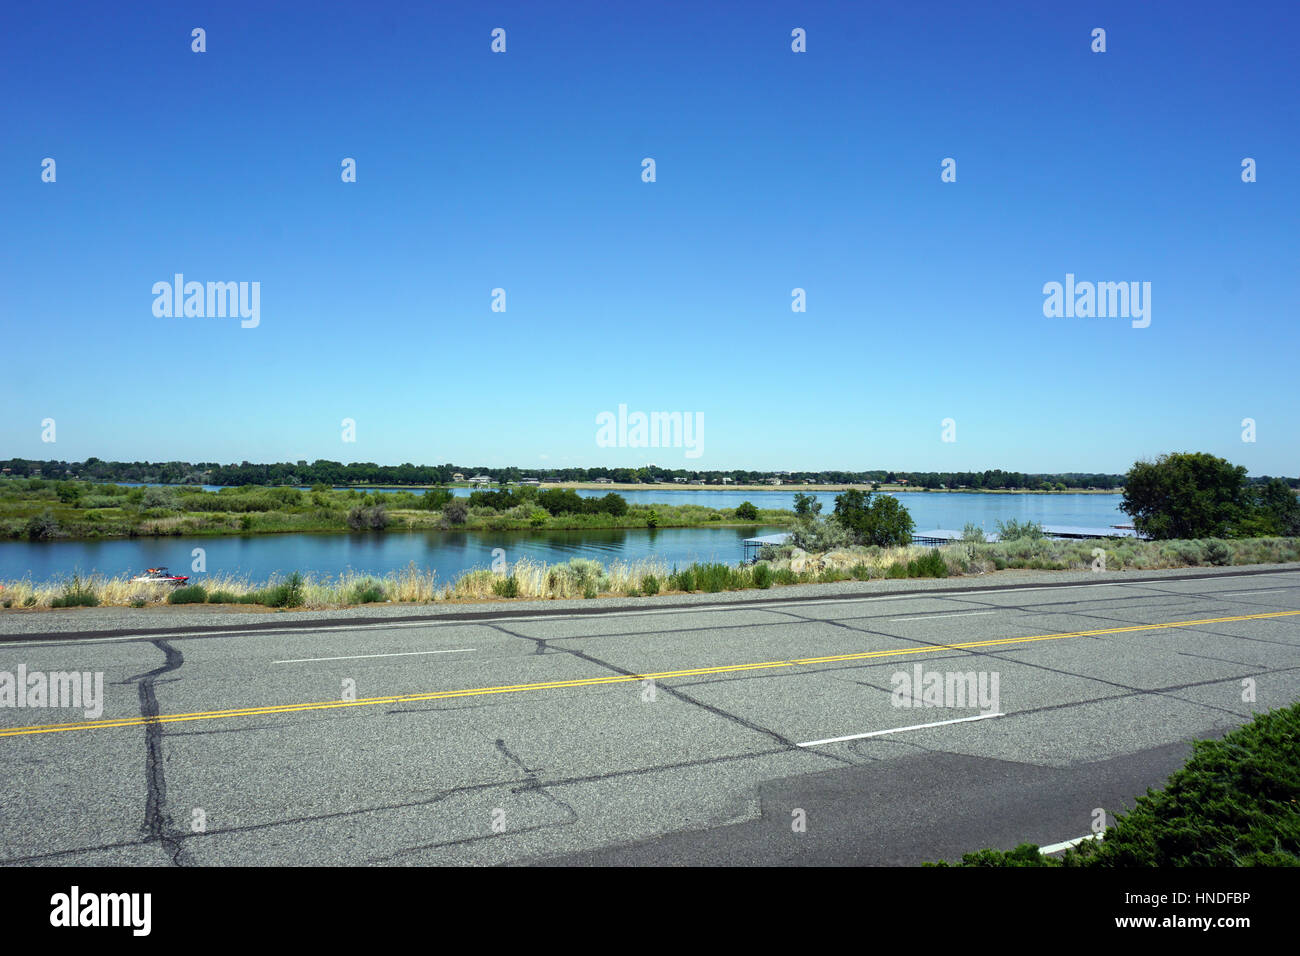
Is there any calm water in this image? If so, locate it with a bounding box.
[0,492,1126,583]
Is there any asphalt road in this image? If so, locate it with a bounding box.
[1,565,1297,866]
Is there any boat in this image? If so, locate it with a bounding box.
[131,567,190,586]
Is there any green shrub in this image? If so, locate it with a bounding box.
[129,598,146,608]
[207,590,239,604]
[995,519,1044,541]
[668,567,696,592]
[1205,540,1231,566]
[933,701,1300,867]
[168,584,208,604]
[25,510,59,541]
[346,505,389,531]
[348,579,388,603]
[752,563,773,589]
[849,563,871,581]
[259,571,305,608]
[773,568,798,585]
[491,575,519,598]
[645,509,660,529]
[735,501,759,521]
[51,574,98,608]
[642,574,661,595]
[885,562,908,579]
[907,549,949,578]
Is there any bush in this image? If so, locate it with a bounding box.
[258,571,305,608]
[752,563,773,589]
[735,501,759,521]
[50,574,98,608]
[1204,540,1231,565]
[773,568,797,585]
[849,562,871,581]
[668,567,696,592]
[995,519,1043,541]
[442,500,469,525]
[492,575,519,598]
[25,510,59,541]
[645,509,660,529]
[642,574,661,595]
[167,584,208,604]
[207,590,239,604]
[347,580,387,604]
[934,701,1300,867]
[346,505,389,531]
[885,562,908,579]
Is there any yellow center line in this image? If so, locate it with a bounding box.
[2,608,1297,738]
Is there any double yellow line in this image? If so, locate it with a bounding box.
[2,608,1296,739]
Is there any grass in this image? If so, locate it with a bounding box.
[0,479,793,540]
[3,536,1298,610]
[929,700,1300,866]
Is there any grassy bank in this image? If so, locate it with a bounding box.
[928,700,1300,866]
[3,535,1296,610]
[0,479,789,540]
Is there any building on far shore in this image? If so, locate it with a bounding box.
[468,474,493,486]
[451,473,465,482]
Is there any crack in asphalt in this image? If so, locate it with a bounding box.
[123,639,193,866]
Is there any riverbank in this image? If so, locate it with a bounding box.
[1,481,790,541]
[4,536,1295,611]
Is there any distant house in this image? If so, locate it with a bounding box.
[451,473,465,482]
[767,477,782,486]
[594,477,613,484]
[521,478,540,486]
[542,476,563,483]
[673,477,688,483]
[468,474,493,486]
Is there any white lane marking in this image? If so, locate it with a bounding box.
[796,711,1005,747]
[1218,588,1286,596]
[4,569,1297,648]
[272,648,475,665]
[887,610,997,622]
[1039,833,1102,854]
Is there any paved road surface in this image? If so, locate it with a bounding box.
[0,566,1297,866]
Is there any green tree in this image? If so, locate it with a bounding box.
[833,489,915,547]
[735,501,759,521]
[1121,453,1255,540]
[792,492,821,517]
[1254,478,1300,536]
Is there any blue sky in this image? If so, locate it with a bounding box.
[2,0,1297,475]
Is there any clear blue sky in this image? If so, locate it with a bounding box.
[3,0,1297,475]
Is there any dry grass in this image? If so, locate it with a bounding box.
[4,538,1297,610]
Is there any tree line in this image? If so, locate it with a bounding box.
[0,457,1157,490]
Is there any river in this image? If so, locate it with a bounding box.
[0,491,1126,582]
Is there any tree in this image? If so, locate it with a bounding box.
[1255,478,1300,536]
[735,501,759,521]
[792,492,822,517]
[833,489,915,547]
[1121,453,1256,540]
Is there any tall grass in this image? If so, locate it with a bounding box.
[4,538,1299,610]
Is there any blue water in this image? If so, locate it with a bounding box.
[0,490,1125,583]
